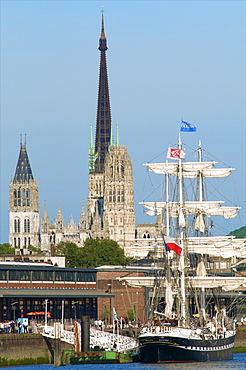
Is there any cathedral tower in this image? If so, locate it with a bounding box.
[9,138,40,250]
[87,13,135,247]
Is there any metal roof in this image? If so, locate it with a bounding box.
[0,289,114,298]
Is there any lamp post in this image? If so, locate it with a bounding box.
[72,301,79,322]
[11,301,18,321]
[61,300,65,330]
[107,283,112,324]
[45,299,48,328]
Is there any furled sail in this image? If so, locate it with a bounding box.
[141,201,240,219]
[144,162,234,179]
[117,276,246,291]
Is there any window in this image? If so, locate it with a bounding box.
[24,218,30,232]
[0,270,8,280]
[9,270,20,281]
[14,219,20,233]
[220,262,227,270]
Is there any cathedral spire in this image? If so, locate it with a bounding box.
[14,137,34,183]
[94,11,112,173]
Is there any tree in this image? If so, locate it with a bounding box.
[0,243,15,255]
[228,226,246,238]
[79,238,133,268]
[55,241,82,268]
[55,239,133,268]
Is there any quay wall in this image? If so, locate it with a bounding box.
[0,330,246,367]
[0,334,73,367]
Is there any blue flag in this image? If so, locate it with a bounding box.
[180,120,197,132]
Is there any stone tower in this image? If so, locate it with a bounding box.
[87,13,135,247]
[9,138,40,250]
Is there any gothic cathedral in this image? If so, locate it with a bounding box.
[9,14,136,251]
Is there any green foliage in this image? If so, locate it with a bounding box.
[55,239,133,268]
[0,243,15,255]
[127,308,135,323]
[81,238,133,268]
[28,245,42,253]
[101,309,110,323]
[228,226,246,238]
[55,242,82,267]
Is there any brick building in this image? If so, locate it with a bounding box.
[96,266,147,324]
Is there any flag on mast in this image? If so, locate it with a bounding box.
[167,147,185,159]
[163,235,182,256]
[113,307,118,322]
[180,120,197,132]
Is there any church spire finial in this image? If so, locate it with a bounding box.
[100,6,106,39]
[98,8,107,51]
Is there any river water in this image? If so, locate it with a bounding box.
[2,353,246,370]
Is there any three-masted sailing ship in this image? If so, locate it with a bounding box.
[129,124,246,363]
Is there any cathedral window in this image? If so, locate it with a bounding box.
[18,238,20,247]
[28,237,31,246]
[14,219,20,233]
[143,232,150,239]
[118,196,121,202]
[14,238,16,247]
[13,191,17,206]
[24,218,30,233]
[24,237,27,247]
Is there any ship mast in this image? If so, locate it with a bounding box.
[178,134,186,323]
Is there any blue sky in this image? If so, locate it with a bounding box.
[0,0,245,243]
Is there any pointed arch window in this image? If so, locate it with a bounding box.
[22,189,30,206]
[24,218,30,233]
[14,218,20,233]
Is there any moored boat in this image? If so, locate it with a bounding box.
[134,122,246,363]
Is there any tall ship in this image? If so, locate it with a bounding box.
[125,122,246,363]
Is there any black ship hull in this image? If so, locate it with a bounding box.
[138,333,235,363]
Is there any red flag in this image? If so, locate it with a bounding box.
[163,235,182,256]
[167,148,185,159]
